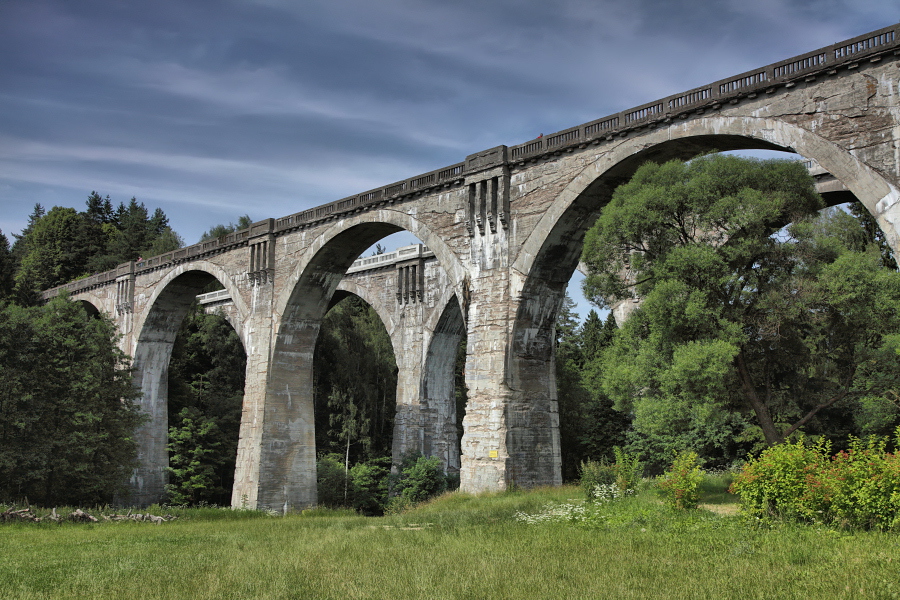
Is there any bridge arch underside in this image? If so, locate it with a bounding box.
[324,286,464,474]
[414,295,465,474]
[77,299,101,319]
[257,220,465,511]
[507,119,900,483]
[130,269,246,506]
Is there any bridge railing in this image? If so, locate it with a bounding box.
[40,22,900,301]
[506,23,899,162]
[273,161,466,233]
[346,244,433,274]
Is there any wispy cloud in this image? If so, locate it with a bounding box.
[0,0,895,246]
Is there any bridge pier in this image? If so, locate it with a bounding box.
[459,257,564,493]
[129,337,172,506]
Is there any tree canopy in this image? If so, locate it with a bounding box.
[199,215,253,243]
[581,154,900,452]
[12,193,183,303]
[313,295,398,464]
[0,295,143,505]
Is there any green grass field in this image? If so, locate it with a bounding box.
[2,484,899,600]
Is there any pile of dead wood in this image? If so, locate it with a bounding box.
[1,507,177,524]
[102,511,177,524]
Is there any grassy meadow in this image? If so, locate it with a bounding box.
[2,482,899,600]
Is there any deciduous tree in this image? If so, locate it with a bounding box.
[582,155,900,449]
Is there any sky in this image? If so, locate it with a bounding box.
[1,0,897,318]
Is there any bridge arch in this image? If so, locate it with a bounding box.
[134,260,249,341]
[419,291,466,473]
[500,116,900,489]
[512,115,900,290]
[274,209,466,322]
[333,280,398,347]
[129,262,248,506]
[332,266,465,475]
[253,212,467,510]
[71,291,107,319]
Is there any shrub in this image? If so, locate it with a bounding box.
[316,453,348,508]
[384,495,415,515]
[730,430,900,530]
[580,448,643,502]
[826,434,900,530]
[348,457,390,515]
[729,437,830,522]
[579,459,616,502]
[166,407,223,506]
[657,450,703,510]
[612,447,644,493]
[393,454,448,504]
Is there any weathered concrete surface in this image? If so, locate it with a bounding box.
[53,25,900,509]
[332,247,464,475]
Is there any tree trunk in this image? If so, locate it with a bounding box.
[344,433,350,504]
[734,351,784,446]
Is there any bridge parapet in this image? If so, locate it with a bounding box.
[195,244,437,305]
[507,24,899,163]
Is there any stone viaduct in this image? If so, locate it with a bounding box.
[44,23,900,510]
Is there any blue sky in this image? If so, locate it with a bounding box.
[1,0,897,318]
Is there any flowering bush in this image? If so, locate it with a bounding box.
[730,429,900,530]
[591,483,635,502]
[513,502,590,525]
[579,448,644,502]
[579,460,616,501]
[730,437,830,522]
[657,450,703,510]
[826,435,900,530]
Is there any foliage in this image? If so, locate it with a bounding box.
[0,295,143,505]
[166,304,246,505]
[165,408,224,505]
[12,194,180,301]
[580,447,643,502]
[730,437,830,523]
[316,454,393,515]
[730,431,900,530]
[14,207,85,300]
[199,216,253,243]
[0,231,13,300]
[826,433,900,530]
[657,450,703,510]
[316,453,350,509]
[314,295,398,463]
[555,299,630,479]
[611,447,643,492]
[348,457,391,515]
[579,459,616,501]
[328,386,369,499]
[582,155,900,452]
[392,453,448,504]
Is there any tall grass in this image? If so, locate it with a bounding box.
[2,485,898,599]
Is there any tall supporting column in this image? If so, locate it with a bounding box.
[232,313,318,512]
[459,269,563,493]
[231,312,273,509]
[390,303,428,468]
[128,271,208,506]
[129,339,173,506]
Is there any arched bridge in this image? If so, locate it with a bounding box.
[44,23,900,510]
